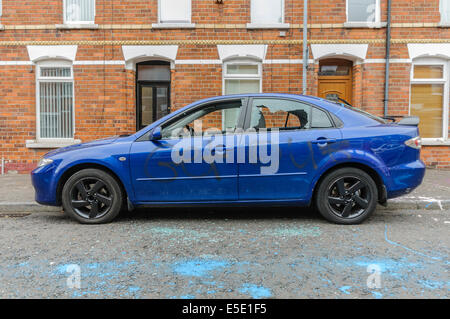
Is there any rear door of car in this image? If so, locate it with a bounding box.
[237,97,342,201]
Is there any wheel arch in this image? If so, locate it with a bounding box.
[56,163,128,206]
[312,162,386,204]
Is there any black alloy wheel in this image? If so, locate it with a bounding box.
[316,167,378,224]
[62,169,123,224]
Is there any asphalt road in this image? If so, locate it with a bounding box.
[0,207,448,299]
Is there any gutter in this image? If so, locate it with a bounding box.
[383,0,392,117]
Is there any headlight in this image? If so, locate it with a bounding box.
[38,158,54,167]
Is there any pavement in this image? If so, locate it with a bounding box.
[0,169,449,213]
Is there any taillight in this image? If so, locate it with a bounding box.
[405,136,422,149]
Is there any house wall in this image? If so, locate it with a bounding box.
[0,0,449,173]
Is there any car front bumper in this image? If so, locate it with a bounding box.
[31,163,60,206]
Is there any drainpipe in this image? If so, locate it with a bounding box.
[1,158,4,175]
[384,0,392,117]
[302,0,308,95]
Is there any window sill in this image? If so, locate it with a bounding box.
[0,24,4,31]
[246,23,290,29]
[343,22,387,29]
[26,139,82,149]
[55,24,99,30]
[421,139,450,146]
[151,23,196,29]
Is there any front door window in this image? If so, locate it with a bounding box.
[137,62,171,130]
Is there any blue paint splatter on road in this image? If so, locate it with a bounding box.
[172,259,229,277]
[371,291,383,299]
[339,286,352,295]
[239,284,272,299]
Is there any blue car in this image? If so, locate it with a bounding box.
[31,94,425,224]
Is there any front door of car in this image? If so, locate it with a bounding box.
[238,97,342,201]
[130,99,247,202]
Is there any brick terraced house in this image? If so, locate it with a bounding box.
[0,0,449,173]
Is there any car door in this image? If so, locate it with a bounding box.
[238,97,342,201]
[130,98,247,202]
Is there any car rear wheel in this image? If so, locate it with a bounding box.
[62,169,123,224]
[316,168,378,224]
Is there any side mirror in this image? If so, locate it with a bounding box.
[149,126,162,141]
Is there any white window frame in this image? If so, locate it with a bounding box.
[158,0,192,24]
[440,0,450,24]
[63,0,96,24]
[222,59,262,130]
[249,0,285,26]
[36,60,75,141]
[222,59,263,95]
[0,0,2,18]
[409,58,449,141]
[346,0,381,24]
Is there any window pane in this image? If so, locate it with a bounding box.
[225,79,260,94]
[348,0,377,22]
[40,82,73,138]
[319,65,350,76]
[250,99,311,130]
[162,101,243,138]
[141,87,154,127]
[411,84,444,138]
[160,0,190,23]
[311,107,333,128]
[65,0,95,22]
[251,0,283,24]
[227,64,259,75]
[441,0,450,23]
[40,67,71,78]
[137,64,171,81]
[413,65,444,79]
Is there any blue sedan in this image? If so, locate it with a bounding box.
[31,94,425,224]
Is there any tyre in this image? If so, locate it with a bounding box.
[61,169,123,224]
[315,167,378,225]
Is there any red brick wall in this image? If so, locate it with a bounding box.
[0,0,449,172]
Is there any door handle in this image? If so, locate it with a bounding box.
[311,138,337,145]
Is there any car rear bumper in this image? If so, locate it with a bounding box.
[385,159,426,199]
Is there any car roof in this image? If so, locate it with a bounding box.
[189,93,354,116]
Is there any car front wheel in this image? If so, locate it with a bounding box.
[316,167,378,224]
[61,169,123,224]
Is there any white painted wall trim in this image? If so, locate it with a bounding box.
[0,61,33,65]
[310,44,368,62]
[27,45,78,62]
[0,59,414,66]
[73,60,125,65]
[217,45,268,62]
[408,43,450,60]
[122,45,179,70]
[362,58,412,64]
[175,59,222,65]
